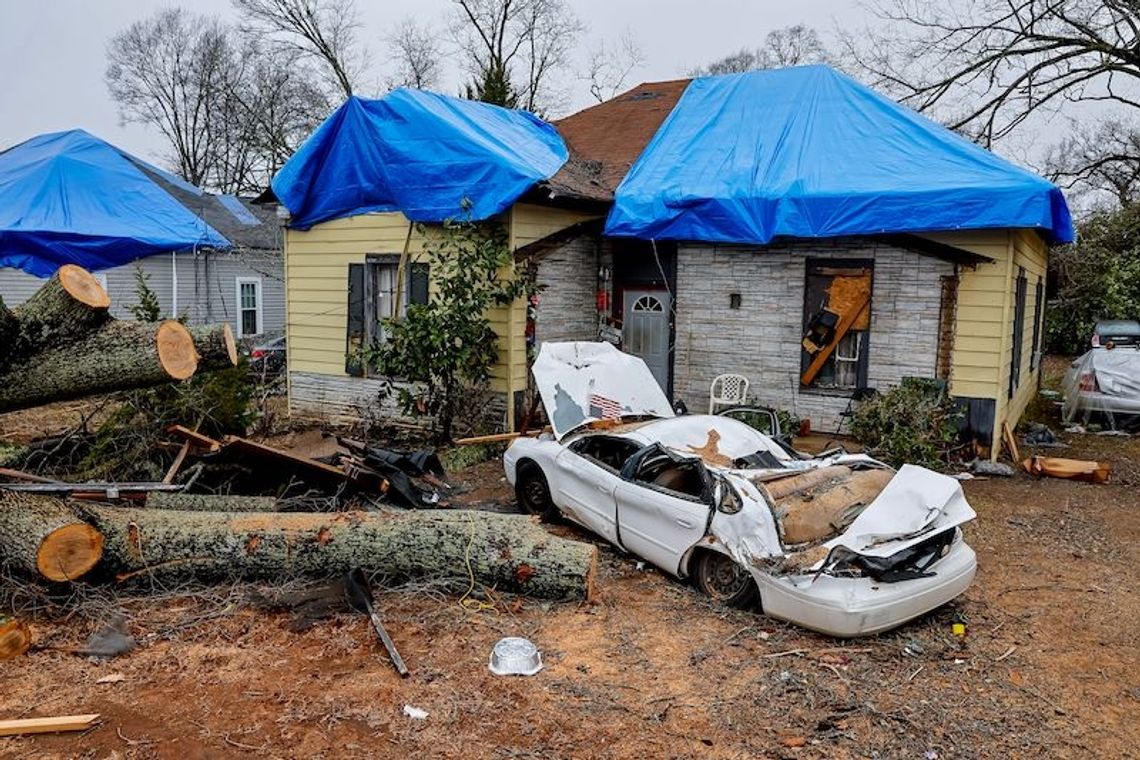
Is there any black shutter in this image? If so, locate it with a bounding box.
[346,263,365,377]
[409,263,430,306]
[1009,269,1027,397]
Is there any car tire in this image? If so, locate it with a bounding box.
[692,550,759,609]
[515,462,559,522]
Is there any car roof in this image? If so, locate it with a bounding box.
[570,414,791,468]
[1095,319,1140,335]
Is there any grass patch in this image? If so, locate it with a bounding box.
[440,442,504,472]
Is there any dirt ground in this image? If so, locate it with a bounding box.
[2,381,1139,757]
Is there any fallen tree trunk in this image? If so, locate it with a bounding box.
[12,264,110,348]
[0,320,200,413]
[0,493,104,581]
[82,506,597,600]
[188,324,239,371]
[146,493,278,512]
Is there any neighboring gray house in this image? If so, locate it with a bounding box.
[0,195,285,341]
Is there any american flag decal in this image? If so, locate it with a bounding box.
[588,393,623,419]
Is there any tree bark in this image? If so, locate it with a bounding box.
[12,265,111,349]
[82,506,597,600]
[0,493,104,582]
[146,493,278,512]
[0,320,200,413]
[188,323,239,371]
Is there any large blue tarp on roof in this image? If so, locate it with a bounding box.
[0,129,230,277]
[605,66,1075,245]
[272,90,569,229]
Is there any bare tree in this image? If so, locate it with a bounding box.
[1046,119,1140,207]
[106,9,235,187]
[582,30,645,103]
[232,0,365,98]
[386,17,443,91]
[693,24,830,76]
[847,2,1140,146]
[452,0,582,113]
[107,8,330,194]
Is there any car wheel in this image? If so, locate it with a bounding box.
[692,550,759,609]
[515,462,559,522]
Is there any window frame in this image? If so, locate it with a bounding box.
[235,276,264,338]
[800,258,874,394]
[1030,277,1044,371]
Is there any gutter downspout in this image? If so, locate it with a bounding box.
[171,250,179,317]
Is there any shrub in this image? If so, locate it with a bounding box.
[848,379,966,470]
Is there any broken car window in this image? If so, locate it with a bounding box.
[569,436,643,472]
[631,449,708,501]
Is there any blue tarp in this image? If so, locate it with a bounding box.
[606,66,1075,245]
[272,90,569,229]
[0,129,230,277]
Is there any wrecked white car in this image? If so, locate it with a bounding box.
[504,342,977,637]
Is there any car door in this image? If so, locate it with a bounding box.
[614,446,714,575]
[551,439,626,545]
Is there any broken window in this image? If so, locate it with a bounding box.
[632,449,708,501]
[801,260,872,391]
[569,435,642,472]
[345,257,430,377]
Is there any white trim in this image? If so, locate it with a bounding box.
[235,276,264,337]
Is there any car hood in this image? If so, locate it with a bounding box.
[533,342,675,440]
[712,462,976,571]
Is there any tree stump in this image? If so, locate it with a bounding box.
[0,320,200,413]
[188,324,239,371]
[0,493,104,581]
[82,506,597,600]
[13,264,111,347]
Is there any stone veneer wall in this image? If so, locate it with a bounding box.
[672,238,954,433]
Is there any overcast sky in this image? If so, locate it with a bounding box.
[0,0,872,163]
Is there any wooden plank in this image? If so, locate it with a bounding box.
[222,436,353,485]
[1001,421,1020,464]
[0,467,55,484]
[0,714,100,736]
[166,425,222,453]
[163,441,191,485]
[801,291,871,386]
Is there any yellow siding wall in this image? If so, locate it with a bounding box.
[285,204,599,428]
[1003,229,1049,434]
[919,229,1049,455]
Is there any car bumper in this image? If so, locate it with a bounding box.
[753,539,977,637]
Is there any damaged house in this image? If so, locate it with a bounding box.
[272,65,1073,457]
[0,129,284,340]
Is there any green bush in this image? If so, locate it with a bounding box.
[1046,204,1140,355]
[849,379,965,470]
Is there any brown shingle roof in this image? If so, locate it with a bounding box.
[542,79,690,203]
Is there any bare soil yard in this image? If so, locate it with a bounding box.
[1,368,1137,759]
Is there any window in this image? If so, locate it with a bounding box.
[1009,268,1028,397]
[801,260,872,391]
[235,277,263,337]
[632,449,708,501]
[345,257,430,376]
[570,435,642,472]
[1030,277,1044,370]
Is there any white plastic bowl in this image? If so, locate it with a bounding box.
[488,636,543,676]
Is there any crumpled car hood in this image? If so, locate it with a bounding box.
[533,342,675,440]
[711,463,976,572]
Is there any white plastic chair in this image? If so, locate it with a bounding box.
[709,373,749,414]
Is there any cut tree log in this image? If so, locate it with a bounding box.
[775,468,894,545]
[189,323,239,371]
[0,493,104,581]
[146,492,278,512]
[81,505,597,600]
[0,620,32,661]
[0,320,200,413]
[761,465,853,501]
[12,264,110,349]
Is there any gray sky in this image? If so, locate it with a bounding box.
[0,0,868,163]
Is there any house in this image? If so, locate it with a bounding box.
[273,66,1073,456]
[0,130,285,340]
